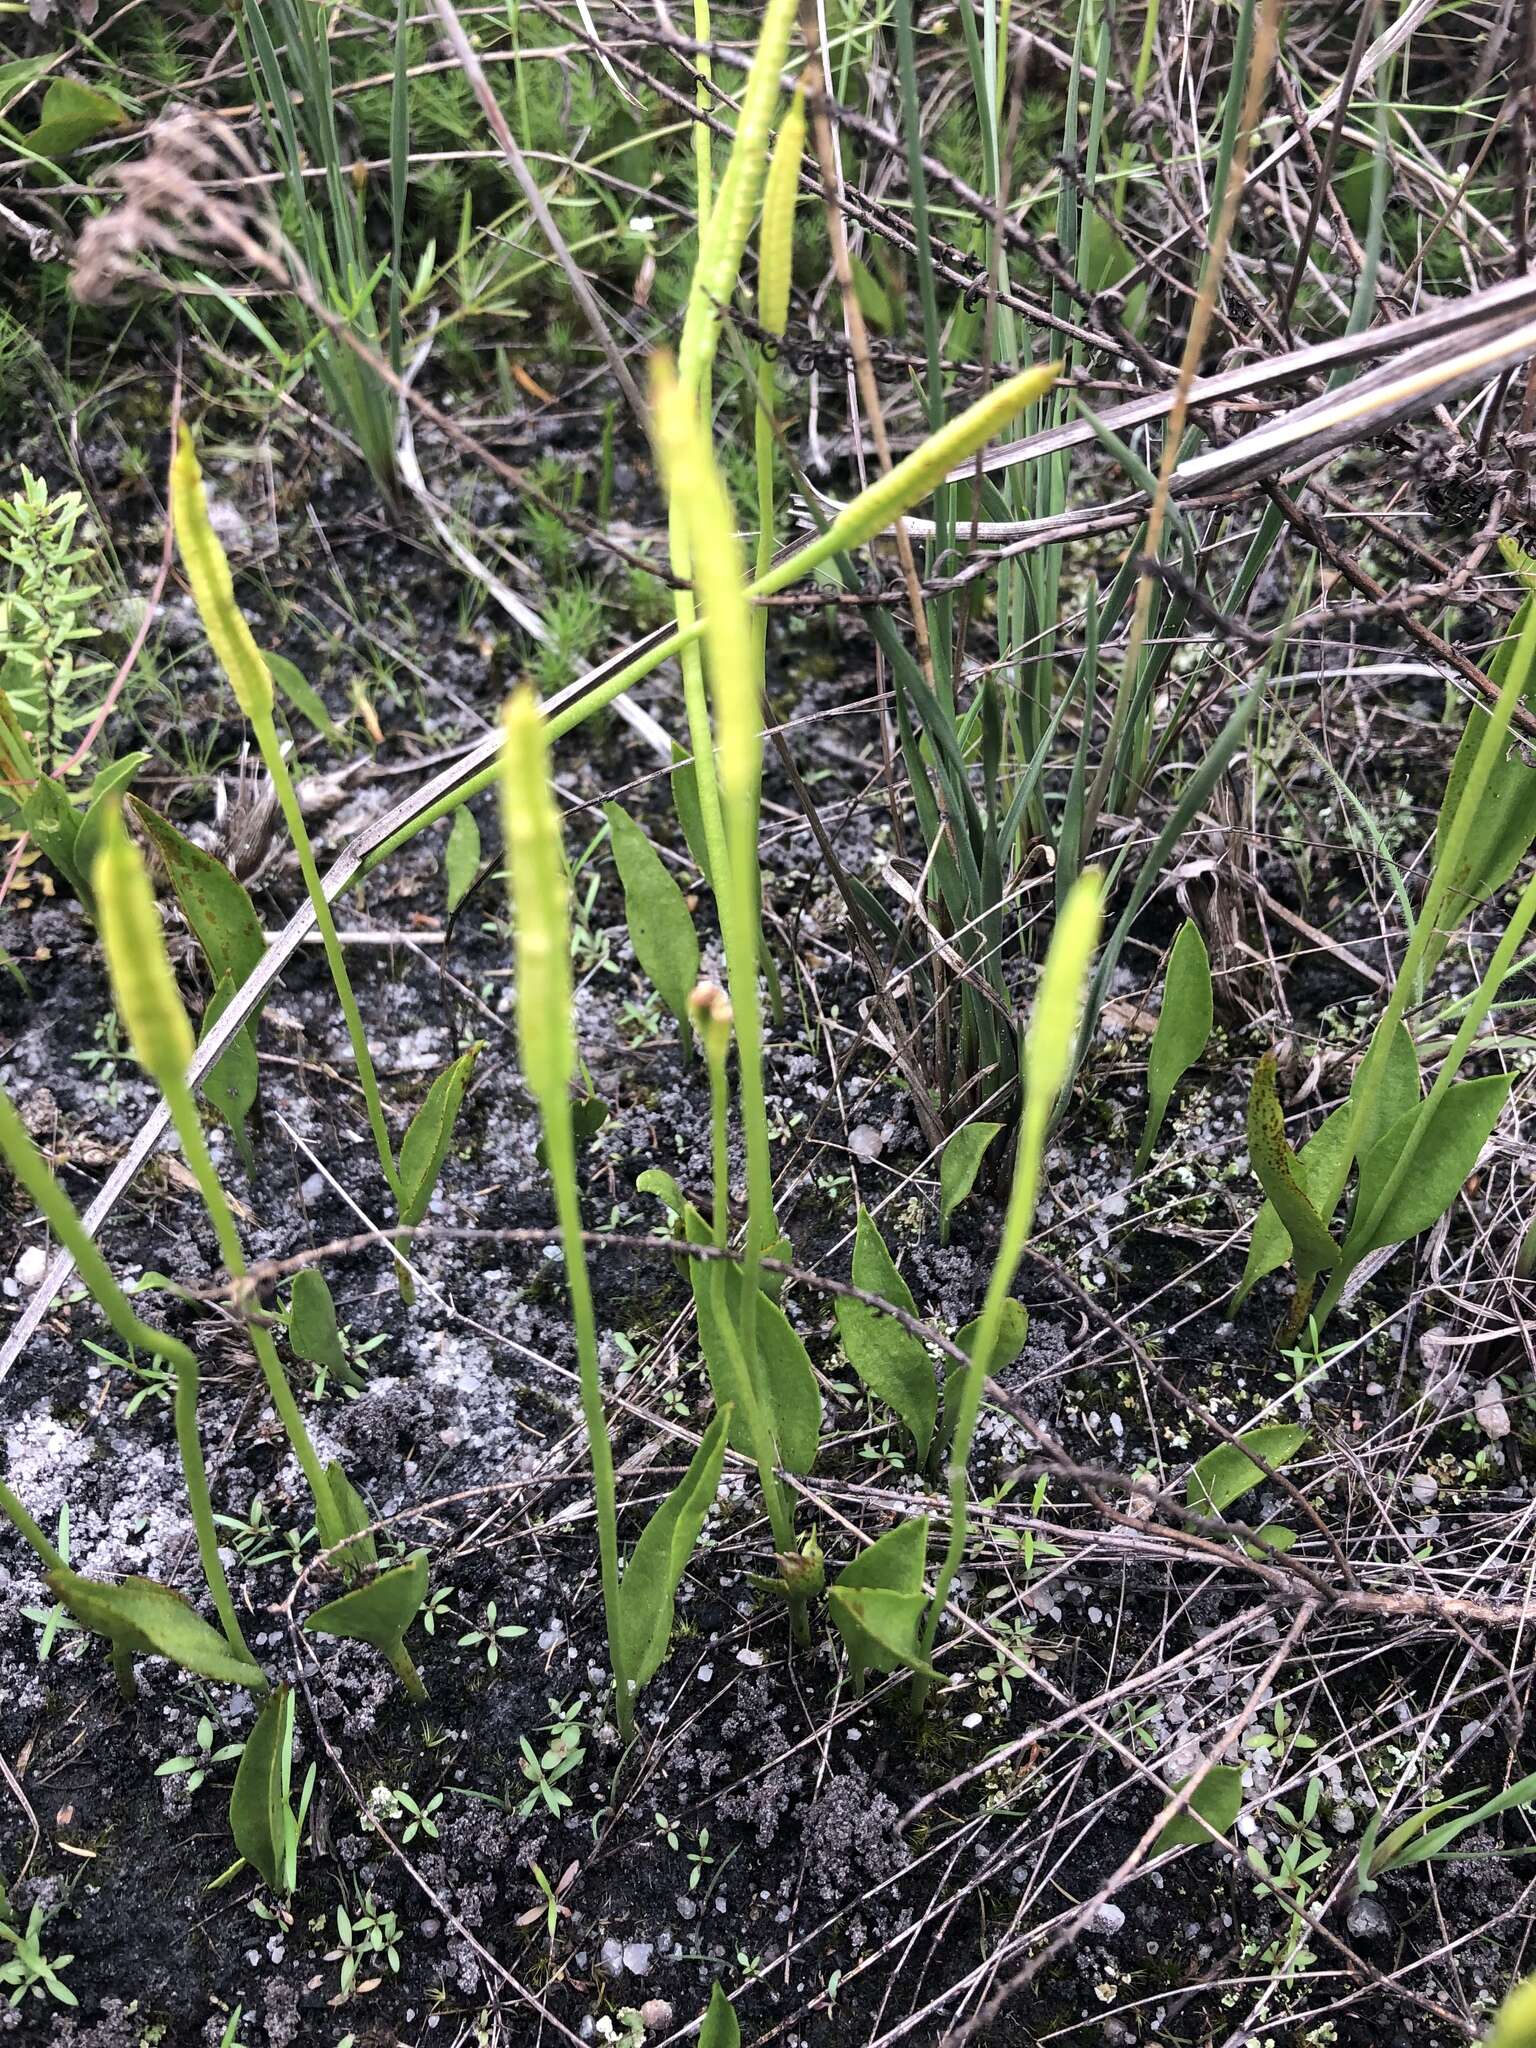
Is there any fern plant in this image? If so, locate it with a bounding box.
[0,469,112,773]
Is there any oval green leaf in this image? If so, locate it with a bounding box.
[938,1121,1003,1244]
[1187,1424,1308,1519]
[834,1208,936,1460]
[1137,919,1213,1169]
[617,1406,730,1689]
[604,800,700,1037]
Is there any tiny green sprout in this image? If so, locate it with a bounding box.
[687,1827,714,1891]
[655,1810,681,1852]
[157,1715,244,1794]
[373,1786,441,1844]
[517,1699,587,1818]
[419,1584,457,1636]
[0,1903,77,2010]
[515,1859,577,1944]
[456,1601,527,1670]
[328,1890,401,2001]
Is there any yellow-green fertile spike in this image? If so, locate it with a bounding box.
[169,427,273,724]
[93,802,194,1089]
[678,0,799,397]
[652,361,756,821]
[758,361,1062,586]
[758,89,806,340]
[499,693,575,1108]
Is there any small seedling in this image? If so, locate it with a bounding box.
[515,1859,577,1943]
[158,1715,245,1795]
[517,1698,586,1819]
[457,1601,527,1669]
[373,1787,441,1844]
[328,1890,401,2001]
[0,1903,77,2010]
[686,1828,714,1891]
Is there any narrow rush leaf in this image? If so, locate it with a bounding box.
[755,363,1061,588]
[230,1685,295,1893]
[1245,1053,1339,1282]
[834,1209,936,1460]
[938,1121,1003,1243]
[128,797,264,990]
[48,1569,266,1691]
[1187,1424,1309,1519]
[604,800,700,1037]
[93,804,194,1089]
[169,427,273,722]
[617,1407,730,1688]
[1137,919,1213,1168]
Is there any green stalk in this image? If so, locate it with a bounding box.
[0,1085,250,1659]
[170,427,401,1208]
[655,361,806,1636]
[500,691,632,1737]
[692,986,806,1635]
[911,873,1104,1714]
